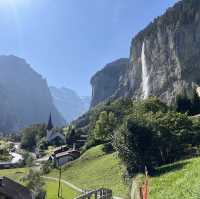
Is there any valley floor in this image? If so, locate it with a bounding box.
[1,145,200,199]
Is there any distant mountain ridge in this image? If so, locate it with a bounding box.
[80,96,91,112]
[0,55,65,132]
[50,87,91,123]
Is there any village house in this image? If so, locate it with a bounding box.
[46,113,66,145]
[50,148,80,167]
[0,177,33,199]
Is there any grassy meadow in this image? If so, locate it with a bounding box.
[2,145,200,199]
[48,145,128,198]
[45,179,79,199]
[0,167,28,183]
[149,157,200,199]
[0,167,78,199]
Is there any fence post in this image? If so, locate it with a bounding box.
[94,191,98,199]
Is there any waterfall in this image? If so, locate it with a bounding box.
[141,42,149,99]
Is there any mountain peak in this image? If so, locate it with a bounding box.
[0,55,65,132]
[50,87,91,123]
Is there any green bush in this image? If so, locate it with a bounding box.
[22,152,34,167]
[102,143,114,154]
[21,124,46,151]
[114,109,194,176]
[41,161,53,175]
[23,169,46,199]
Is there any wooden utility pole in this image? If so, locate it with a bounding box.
[140,166,149,199]
[57,159,63,198]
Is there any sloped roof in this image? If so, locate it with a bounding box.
[0,177,33,199]
[55,150,80,159]
[48,132,65,142]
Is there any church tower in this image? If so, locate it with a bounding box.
[47,113,54,141]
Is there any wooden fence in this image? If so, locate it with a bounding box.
[76,188,113,199]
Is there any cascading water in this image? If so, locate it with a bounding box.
[141,42,149,99]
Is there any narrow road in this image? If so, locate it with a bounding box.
[9,142,23,163]
[42,176,123,199]
[10,152,23,163]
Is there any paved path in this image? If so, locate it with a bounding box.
[9,143,23,163]
[42,176,83,192]
[42,176,123,199]
[9,152,23,163]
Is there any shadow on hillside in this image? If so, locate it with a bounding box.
[152,161,189,177]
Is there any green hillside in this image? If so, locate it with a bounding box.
[45,180,78,199]
[48,144,200,199]
[2,145,200,199]
[48,145,128,198]
[150,157,200,199]
[0,167,28,183]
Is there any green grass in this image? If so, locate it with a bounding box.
[0,167,28,183]
[48,145,128,198]
[0,167,78,199]
[150,157,200,199]
[4,146,200,199]
[45,179,79,199]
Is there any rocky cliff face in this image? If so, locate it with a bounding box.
[50,87,90,123]
[90,58,129,107]
[0,55,65,132]
[91,0,200,106]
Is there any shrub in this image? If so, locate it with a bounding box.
[22,152,34,167]
[37,137,48,150]
[23,169,46,199]
[41,161,53,175]
[114,116,156,176]
[102,143,114,154]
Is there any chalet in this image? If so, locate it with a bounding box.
[46,113,65,144]
[53,145,69,155]
[50,149,80,167]
[0,177,33,199]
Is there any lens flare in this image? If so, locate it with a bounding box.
[0,0,26,53]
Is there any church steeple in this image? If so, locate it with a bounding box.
[47,113,53,130]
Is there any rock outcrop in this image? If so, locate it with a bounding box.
[90,58,129,107]
[0,55,65,132]
[91,0,200,106]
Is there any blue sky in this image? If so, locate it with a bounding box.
[0,0,177,96]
